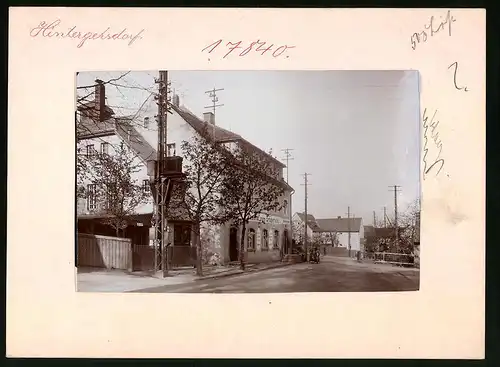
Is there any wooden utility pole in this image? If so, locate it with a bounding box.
[154,70,171,277]
[384,206,387,227]
[301,173,311,261]
[281,149,294,255]
[389,185,402,249]
[347,206,351,257]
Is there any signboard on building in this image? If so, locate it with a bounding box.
[257,214,290,226]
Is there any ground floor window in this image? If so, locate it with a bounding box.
[262,229,269,250]
[247,228,256,251]
[273,230,279,249]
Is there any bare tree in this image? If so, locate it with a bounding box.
[82,142,149,237]
[221,144,286,270]
[179,129,235,276]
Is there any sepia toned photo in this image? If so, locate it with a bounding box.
[76,70,421,293]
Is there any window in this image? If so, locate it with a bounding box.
[143,179,150,193]
[247,229,256,251]
[86,144,95,156]
[262,229,269,250]
[87,184,97,211]
[100,142,109,155]
[273,230,279,249]
[283,200,288,215]
[167,143,176,157]
[104,192,114,211]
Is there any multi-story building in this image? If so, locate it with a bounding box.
[76,79,293,268]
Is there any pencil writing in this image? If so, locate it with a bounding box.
[448,62,469,92]
[202,39,295,59]
[422,108,445,179]
[29,19,145,48]
[411,10,456,51]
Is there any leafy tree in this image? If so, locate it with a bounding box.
[221,143,286,270]
[179,129,235,276]
[81,142,149,236]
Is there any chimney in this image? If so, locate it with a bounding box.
[203,112,215,125]
[144,116,150,128]
[95,79,105,121]
[172,94,180,107]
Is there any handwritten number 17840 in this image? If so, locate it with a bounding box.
[202,39,295,59]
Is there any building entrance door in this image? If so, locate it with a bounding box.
[229,227,238,262]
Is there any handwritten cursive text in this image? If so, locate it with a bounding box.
[30,19,145,48]
[448,61,469,92]
[202,39,295,59]
[411,10,456,51]
[422,108,445,179]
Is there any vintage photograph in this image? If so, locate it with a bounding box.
[76,70,421,293]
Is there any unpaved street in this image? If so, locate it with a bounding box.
[133,256,419,293]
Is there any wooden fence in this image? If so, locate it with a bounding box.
[363,251,416,267]
[77,233,132,271]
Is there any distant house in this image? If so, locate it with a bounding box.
[292,212,321,242]
[314,216,364,252]
[292,212,363,252]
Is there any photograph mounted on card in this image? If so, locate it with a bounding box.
[75,70,421,294]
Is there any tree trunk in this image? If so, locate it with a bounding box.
[239,224,246,270]
[193,223,203,276]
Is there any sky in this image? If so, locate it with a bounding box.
[77,70,421,225]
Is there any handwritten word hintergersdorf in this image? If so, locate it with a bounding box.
[422,108,445,179]
[410,10,456,51]
[29,19,145,48]
[202,39,295,59]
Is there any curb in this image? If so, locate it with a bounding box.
[195,261,294,281]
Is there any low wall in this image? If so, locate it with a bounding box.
[327,247,350,257]
[77,233,132,271]
[247,249,281,264]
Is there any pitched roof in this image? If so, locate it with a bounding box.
[76,117,116,139]
[172,105,286,169]
[364,227,401,238]
[295,212,322,231]
[115,117,157,164]
[315,217,362,233]
[172,105,241,142]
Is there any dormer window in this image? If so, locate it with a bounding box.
[86,144,95,156]
[100,142,109,155]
